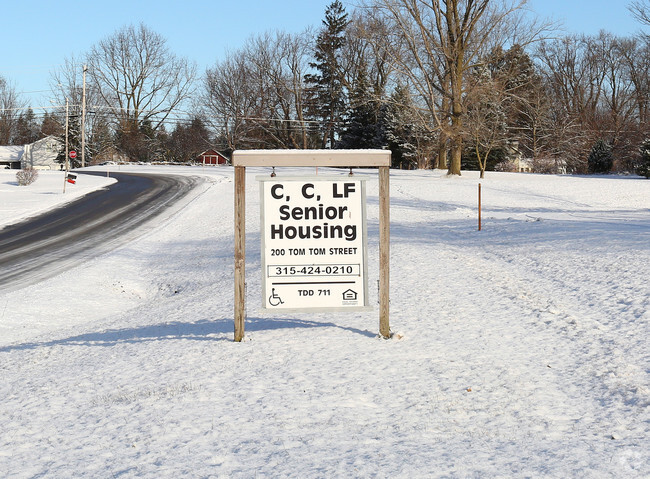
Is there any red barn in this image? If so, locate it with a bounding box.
[197,149,229,165]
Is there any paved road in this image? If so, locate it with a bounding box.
[0,171,200,292]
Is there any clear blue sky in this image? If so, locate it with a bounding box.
[528,0,644,36]
[1,0,645,110]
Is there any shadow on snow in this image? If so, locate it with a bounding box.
[0,315,376,353]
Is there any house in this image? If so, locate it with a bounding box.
[0,145,24,169]
[514,157,533,173]
[506,140,532,173]
[197,149,229,165]
[21,136,63,170]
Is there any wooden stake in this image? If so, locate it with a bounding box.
[379,166,390,338]
[234,166,246,341]
[478,183,482,231]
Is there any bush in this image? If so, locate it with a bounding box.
[588,139,614,174]
[636,138,650,178]
[16,168,39,186]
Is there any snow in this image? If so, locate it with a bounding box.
[0,146,25,162]
[0,170,116,227]
[1,165,648,477]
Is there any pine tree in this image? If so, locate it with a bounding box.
[588,139,614,174]
[636,138,650,178]
[54,113,83,168]
[14,108,41,144]
[337,62,381,149]
[40,112,63,137]
[486,44,542,159]
[169,117,212,162]
[304,0,349,149]
[380,84,423,169]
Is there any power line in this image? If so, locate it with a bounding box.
[18,90,54,94]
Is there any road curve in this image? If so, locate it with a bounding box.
[0,171,201,292]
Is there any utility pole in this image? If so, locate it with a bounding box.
[81,65,87,168]
[65,98,69,171]
[63,98,69,193]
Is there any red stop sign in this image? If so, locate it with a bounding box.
[69,150,77,159]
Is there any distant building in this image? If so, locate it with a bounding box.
[506,140,532,173]
[197,149,229,165]
[0,145,24,169]
[21,136,63,170]
[514,157,532,173]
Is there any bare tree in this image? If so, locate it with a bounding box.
[618,36,650,129]
[87,23,196,134]
[599,34,638,168]
[279,31,315,149]
[204,52,260,151]
[244,31,313,149]
[0,76,26,145]
[536,35,608,171]
[629,0,650,27]
[51,56,88,113]
[343,11,395,99]
[204,30,315,150]
[50,55,107,162]
[536,32,645,172]
[486,45,555,165]
[465,68,509,178]
[362,0,545,174]
[361,0,450,169]
[515,75,555,165]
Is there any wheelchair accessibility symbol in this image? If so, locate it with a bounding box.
[268,288,284,306]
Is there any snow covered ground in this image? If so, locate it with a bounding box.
[0,165,648,477]
[0,169,116,228]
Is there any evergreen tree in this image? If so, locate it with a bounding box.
[588,139,614,174]
[40,112,63,137]
[379,84,423,169]
[486,44,542,159]
[54,113,83,168]
[168,117,213,162]
[337,62,381,149]
[304,0,349,149]
[114,120,142,162]
[113,118,164,162]
[636,138,650,178]
[14,108,41,144]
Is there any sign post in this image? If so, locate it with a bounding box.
[379,166,390,338]
[232,150,391,341]
[234,166,246,342]
[63,150,77,194]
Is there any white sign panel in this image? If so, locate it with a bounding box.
[259,176,369,311]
